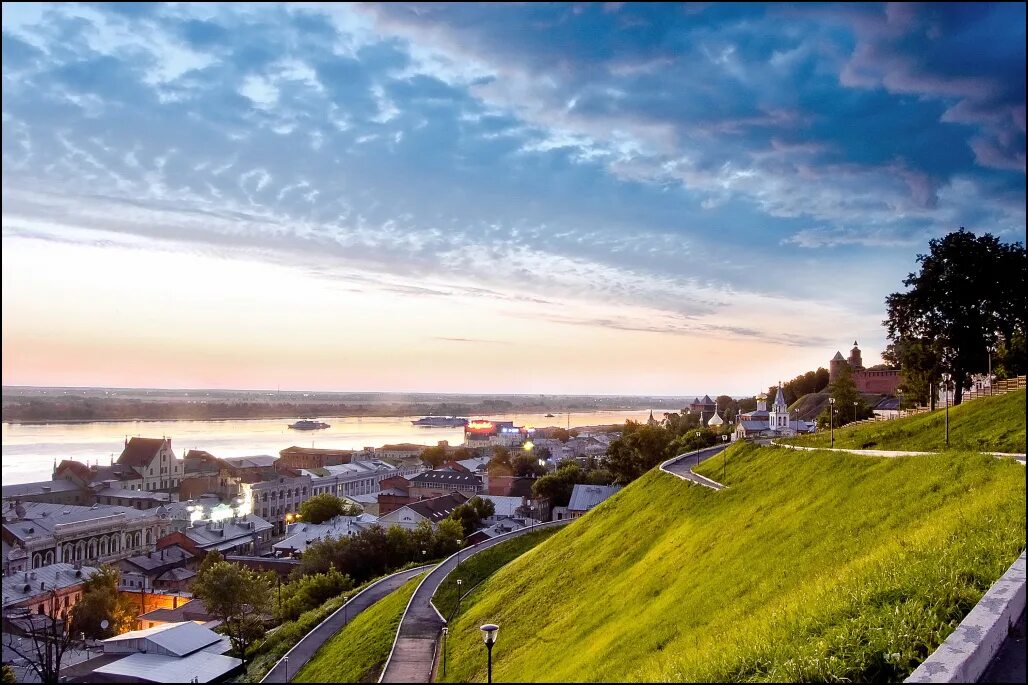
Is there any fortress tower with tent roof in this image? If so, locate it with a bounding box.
[829,341,902,395]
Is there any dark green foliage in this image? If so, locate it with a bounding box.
[816,364,874,429]
[884,228,1026,404]
[449,497,496,537]
[298,493,360,524]
[70,565,137,639]
[294,520,456,583]
[420,444,449,468]
[278,567,354,621]
[191,559,274,665]
[603,422,676,484]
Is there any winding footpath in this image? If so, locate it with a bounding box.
[379,520,569,683]
[659,443,731,489]
[261,564,432,683]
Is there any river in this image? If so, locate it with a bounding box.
[1,409,656,485]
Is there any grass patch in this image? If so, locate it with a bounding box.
[440,444,1025,682]
[293,573,424,683]
[784,389,1025,453]
[435,528,562,622]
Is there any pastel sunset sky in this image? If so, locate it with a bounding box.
[2,3,1025,395]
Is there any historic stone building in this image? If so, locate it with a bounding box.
[829,341,902,394]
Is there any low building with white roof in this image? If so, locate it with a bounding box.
[92,621,241,683]
[566,484,622,519]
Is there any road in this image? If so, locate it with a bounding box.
[379,520,570,683]
[261,564,432,683]
[660,443,731,489]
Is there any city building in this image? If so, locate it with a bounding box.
[463,420,530,448]
[733,385,816,440]
[408,469,484,499]
[2,563,99,618]
[2,501,172,571]
[566,484,622,519]
[246,473,311,535]
[375,443,431,460]
[829,341,902,394]
[93,621,242,683]
[114,438,186,492]
[271,514,378,557]
[155,514,272,557]
[118,545,196,595]
[685,395,718,425]
[278,446,354,470]
[376,492,469,530]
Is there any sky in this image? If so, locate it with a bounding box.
[1,2,1025,396]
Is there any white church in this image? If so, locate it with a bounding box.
[732,384,817,441]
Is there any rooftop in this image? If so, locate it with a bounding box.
[410,469,482,486]
[103,620,223,657]
[221,455,278,469]
[405,492,469,522]
[122,545,194,572]
[3,501,156,543]
[2,563,99,608]
[117,437,169,468]
[567,484,622,513]
[92,649,241,684]
[2,479,83,499]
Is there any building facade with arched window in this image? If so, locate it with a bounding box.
[2,500,169,575]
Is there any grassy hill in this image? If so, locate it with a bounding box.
[785,389,1026,453]
[294,574,423,683]
[438,444,1025,682]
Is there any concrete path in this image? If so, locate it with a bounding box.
[261,564,432,683]
[660,444,730,490]
[770,440,1026,463]
[379,520,570,683]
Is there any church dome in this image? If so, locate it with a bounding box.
[708,410,724,427]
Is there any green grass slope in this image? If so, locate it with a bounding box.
[435,527,562,622]
[294,574,423,683]
[786,389,1026,453]
[439,445,1025,682]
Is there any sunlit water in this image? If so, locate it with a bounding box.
[1,410,656,485]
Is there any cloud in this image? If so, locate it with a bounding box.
[1,2,1024,360]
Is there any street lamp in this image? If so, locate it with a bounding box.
[480,623,499,684]
[441,626,449,677]
[283,656,289,680]
[942,373,951,447]
[828,397,836,447]
[456,579,463,617]
[853,400,858,424]
[897,388,903,411]
[721,434,728,482]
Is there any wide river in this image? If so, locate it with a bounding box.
[1,409,655,485]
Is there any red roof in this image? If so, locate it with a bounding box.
[117,437,167,468]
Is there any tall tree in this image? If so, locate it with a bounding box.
[298,493,360,524]
[884,228,1026,404]
[816,364,871,428]
[191,560,273,665]
[70,565,137,639]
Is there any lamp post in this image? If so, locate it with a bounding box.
[480,623,499,684]
[455,579,463,618]
[441,626,449,677]
[987,345,994,396]
[942,373,951,447]
[828,397,836,447]
[721,434,728,482]
[853,400,858,424]
[897,388,903,412]
[283,656,289,680]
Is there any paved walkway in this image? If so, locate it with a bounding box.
[261,564,432,683]
[379,520,570,683]
[771,440,1026,463]
[659,444,730,490]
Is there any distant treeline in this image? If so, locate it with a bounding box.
[0,397,639,423]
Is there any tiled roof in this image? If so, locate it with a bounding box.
[2,480,82,498]
[117,438,167,468]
